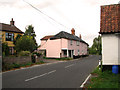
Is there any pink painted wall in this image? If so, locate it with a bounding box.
[68,40,88,56]
[61,38,68,49]
[38,38,88,58]
[38,40,47,50]
[46,39,61,58]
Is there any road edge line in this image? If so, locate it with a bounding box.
[80,74,91,88]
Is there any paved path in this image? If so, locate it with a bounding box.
[2,55,100,88]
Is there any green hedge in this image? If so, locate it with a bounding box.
[18,51,31,56]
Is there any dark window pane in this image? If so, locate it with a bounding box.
[6,33,14,41]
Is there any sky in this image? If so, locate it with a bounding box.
[0,0,119,46]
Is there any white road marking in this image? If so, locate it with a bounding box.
[25,73,47,82]
[80,74,91,88]
[65,64,75,68]
[25,70,56,82]
[47,70,56,74]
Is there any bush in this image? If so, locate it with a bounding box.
[2,42,9,56]
[15,35,36,52]
[2,61,14,71]
[12,63,21,68]
[32,52,41,57]
[18,51,31,56]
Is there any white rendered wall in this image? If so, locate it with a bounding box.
[118,34,120,64]
[102,34,119,65]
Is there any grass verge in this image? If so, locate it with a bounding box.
[43,57,73,61]
[2,61,44,72]
[86,67,120,88]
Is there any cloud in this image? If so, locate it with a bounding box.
[36,0,62,9]
[0,0,18,7]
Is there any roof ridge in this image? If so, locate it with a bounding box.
[62,31,68,39]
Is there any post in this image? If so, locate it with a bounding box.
[67,49,69,57]
[71,50,73,58]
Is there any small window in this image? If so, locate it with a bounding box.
[78,50,80,55]
[70,40,73,45]
[63,50,67,55]
[76,41,79,46]
[6,33,14,41]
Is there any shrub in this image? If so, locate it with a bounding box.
[18,51,31,56]
[2,42,9,56]
[2,61,14,71]
[12,63,21,68]
[15,35,36,52]
[32,52,41,57]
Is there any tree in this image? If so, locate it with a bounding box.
[15,35,36,52]
[24,25,37,49]
[89,35,102,55]
[13,34,22,45]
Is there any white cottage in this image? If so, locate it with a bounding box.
[100,3,120,71]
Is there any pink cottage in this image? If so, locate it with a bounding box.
[38,28,89,58]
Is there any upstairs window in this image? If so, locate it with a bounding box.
[76,41,79,46]
[6,33,14,41]
[70,40,73,45]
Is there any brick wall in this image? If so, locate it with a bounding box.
[3,56,31,64]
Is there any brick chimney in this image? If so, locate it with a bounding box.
[79,34,82,39]
[10,18,15,26]
[71,28,75,35]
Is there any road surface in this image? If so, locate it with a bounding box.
[2,55,100,88]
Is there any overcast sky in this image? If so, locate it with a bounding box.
[0,0,119,46]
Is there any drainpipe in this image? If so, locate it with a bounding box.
[60,38,62,58]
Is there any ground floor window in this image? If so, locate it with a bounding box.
[9,47,14,55]
[63,50,67,55]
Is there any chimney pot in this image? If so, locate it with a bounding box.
[10,18,15,26]
[79,34,82,39]
[71,28,75,35]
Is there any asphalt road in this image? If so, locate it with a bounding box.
[2,55,100,88]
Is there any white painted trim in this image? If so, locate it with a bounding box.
[61,48,68,50]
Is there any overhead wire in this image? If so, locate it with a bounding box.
[23,0,70,30]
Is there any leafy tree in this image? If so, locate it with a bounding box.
[89,35,102,55]
[15,35,36,52]
[24,25,37,49]
[13,34,22,45]
[2,42,9,56]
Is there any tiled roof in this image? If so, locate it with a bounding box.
[50,31,89,46]
[41,35,54,40]
[0,23,24,33]
[100,4,120,34]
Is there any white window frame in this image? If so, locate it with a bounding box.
[76,41,79,46]
[70,40,73,45]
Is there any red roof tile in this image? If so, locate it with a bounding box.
[41,35,54,40]
[0,23,24,33]
[100,4,120,34]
